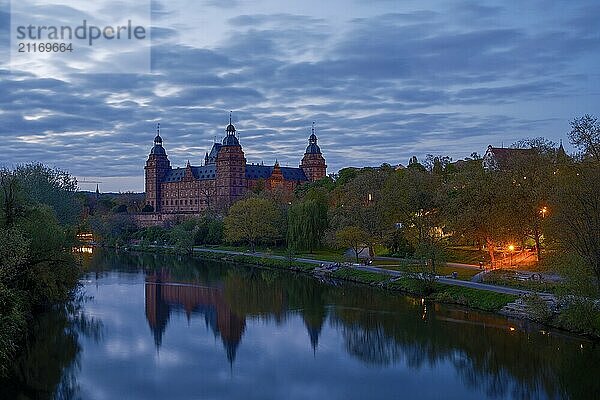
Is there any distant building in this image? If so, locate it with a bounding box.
[482,142,568,170]
[482,145,535,170]
[144,115,327,214]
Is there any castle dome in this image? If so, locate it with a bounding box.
[305,123,321,154]
[150,144,166,155]
[150,123,166,155]
[222,134,240,146]
[222,111,240,146]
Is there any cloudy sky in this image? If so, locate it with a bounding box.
[1,0,599,192]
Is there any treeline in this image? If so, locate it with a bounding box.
[0,164,82,375]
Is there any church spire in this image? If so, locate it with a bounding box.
[309,121,317,144]
[226,111,236,135]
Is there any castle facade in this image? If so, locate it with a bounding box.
[144,116,326,213]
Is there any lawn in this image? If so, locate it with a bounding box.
[374,264,480,281]
[199,245,346,262]
[444,246,489,264]
[481,270,561,294]
[431,284,518,312]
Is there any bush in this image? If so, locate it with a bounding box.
[523,294,553,323]
[557,299,600,336]
[0,285,28,376]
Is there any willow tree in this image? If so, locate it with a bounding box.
[287,198,328,253]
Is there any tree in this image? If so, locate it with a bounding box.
[224,197,281,252]
[334,226,367,263]
[444,160,514,265]
[549,164,600,288]
[288,197,328,253]
[329,168,391,257]
[569,114,600,163]
[0,165,80,376]
[0,169,23,227]
[194,215,224,245]
[13,163,80,226]
[382,164,441,245]
[171,220,198,255]
[506,139,556,260]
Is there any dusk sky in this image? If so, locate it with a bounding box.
[1,0,599,192]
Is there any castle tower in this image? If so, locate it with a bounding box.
[300,122,327,182]
[216,112,247,208]
[145,123,171,212]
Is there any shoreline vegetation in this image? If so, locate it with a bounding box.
[121,243,600,339]
[0,164,82,377]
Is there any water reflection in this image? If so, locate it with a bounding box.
[2,249,599,400]
[145,271,246,364]
[0,296,103,400]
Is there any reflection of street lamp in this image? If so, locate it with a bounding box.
[508,244,515,267]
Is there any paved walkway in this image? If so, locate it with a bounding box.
[194,247,550,297]
[375,256,481,270]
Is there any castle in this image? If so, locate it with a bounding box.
[144,114,327,213]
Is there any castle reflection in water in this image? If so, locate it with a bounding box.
[144,270,323,364]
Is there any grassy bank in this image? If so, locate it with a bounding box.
[481,270,560,294]
[328,267,516,312]
[191,249,517,313]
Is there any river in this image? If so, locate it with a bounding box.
[2,249,598,400]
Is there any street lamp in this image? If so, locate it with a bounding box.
[540,206,548,218]
[508,244,515,267]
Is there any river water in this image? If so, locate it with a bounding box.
[2,249,599,399]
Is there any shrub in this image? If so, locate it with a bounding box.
[523,294,553,323]
[557,299,600,336]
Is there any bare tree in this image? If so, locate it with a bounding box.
[569,114,600,163]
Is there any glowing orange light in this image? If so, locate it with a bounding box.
[508,244,515,252]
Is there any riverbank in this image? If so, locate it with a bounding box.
[117,244,600,338]
[128,245,522,311]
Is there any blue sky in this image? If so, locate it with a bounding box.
[1,0,599,192]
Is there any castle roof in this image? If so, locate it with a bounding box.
[483,145,535,170]
[150,145,166,155]
[162,165,217,182]
[245,164,307,181]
